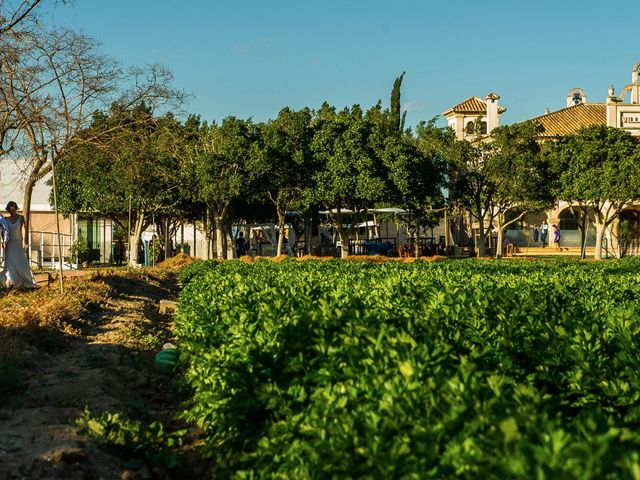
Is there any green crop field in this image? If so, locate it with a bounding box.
[175,258,640,479]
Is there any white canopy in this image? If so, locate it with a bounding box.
[354,221,380,228]
[319,208,358,215]
[368,207,408,215]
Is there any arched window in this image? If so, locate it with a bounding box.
[619,210,640,224]
[465,122,475,135]
[559,208,579,230]
[480,121,487,134]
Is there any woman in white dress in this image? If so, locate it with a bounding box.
[3,201,36,288]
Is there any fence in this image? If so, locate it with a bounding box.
[27,231,76,270]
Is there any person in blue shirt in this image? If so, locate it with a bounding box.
[0,215,6,287]
[0,215,8,250]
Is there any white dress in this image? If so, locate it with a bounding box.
[3,216,36,288]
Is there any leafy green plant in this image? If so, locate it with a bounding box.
[76,408,185,472]
[175,258,640,478]
[149,235,164,264]
[70,235,90,264]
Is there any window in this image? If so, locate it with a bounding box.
[559,209,579,230]
[465,122,475,135]
[480,121,487,134]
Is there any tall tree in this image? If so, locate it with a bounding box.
[255,107,314,256]
[53,104,185,266]
[0,18,181,240]
[390,71,406,133]
[448,121,551,257]
[186,116,258,259]
[311,103,387,258]
[487,121,553,257]
[550,125,640,259]
[384,120,448,256]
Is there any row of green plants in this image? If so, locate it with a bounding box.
[175,258,640,478]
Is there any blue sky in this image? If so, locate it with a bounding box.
[53,0,639,127]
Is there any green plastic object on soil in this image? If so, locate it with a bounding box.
[154,348,180,374]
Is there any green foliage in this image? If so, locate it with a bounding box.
[53,104,184,220]
[175,258,640,478]
[617,219,640,258]
[70,235,90,264]
[548,125,640,258]
[149,235,164,264]
[76,408,185,471]
[550,126,640,206]
[390,71,406,132]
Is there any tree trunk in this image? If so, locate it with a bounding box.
[164,216,171,260]
[338,227,350,258]
[222,224,228,259]
[414,221,421,258]
[22,178,37,259]
[215,215,225,260]
[496,227,504,258]
[594,223,605,260]
[477,217,486,257]
[128,211,146,267]
[304,215,312,255]
[203,208,211,260]
[276,210,286,256]
[579,211,587,260]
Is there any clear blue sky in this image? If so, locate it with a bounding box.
[53,0,639,127]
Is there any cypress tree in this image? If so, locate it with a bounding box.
[390,71,405,132]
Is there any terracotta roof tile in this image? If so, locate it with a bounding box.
[529,103,606,137]
[443,96,506,115]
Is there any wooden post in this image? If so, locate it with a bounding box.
[128,196,133,267]
[444,208,449,251]
[51,147,65,293]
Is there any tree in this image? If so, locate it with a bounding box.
[185,116,258,259]
[447,121,550,257]
[53,104,185,266]
[486,121,553,257]
[0,19,182,242]
[0,0,43,35]
[389,71,406,133]
[255,107,314,256]
[384,120,447,257]
[550,125,640,260]
[310,103,387,258]
[447,135,492,256]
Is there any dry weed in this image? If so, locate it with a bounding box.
[158,253,198,269]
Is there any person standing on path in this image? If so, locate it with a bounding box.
[552,224,562,252]
[235,231,247,258]
[540,220,549,247]
[3,201,36,288]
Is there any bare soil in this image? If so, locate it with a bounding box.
[0,269,187,480]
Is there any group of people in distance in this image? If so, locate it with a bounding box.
[0,201,36,289]
[536,220,562,251]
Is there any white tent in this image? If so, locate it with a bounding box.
[368,207,408,215]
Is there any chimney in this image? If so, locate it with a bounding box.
[485,93,500,133]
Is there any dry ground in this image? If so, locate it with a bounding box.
[0,266,190,480]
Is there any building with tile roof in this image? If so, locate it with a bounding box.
[442,62,640,256]
[442,94,506,140]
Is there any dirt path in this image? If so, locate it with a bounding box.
[0,270,180,480]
